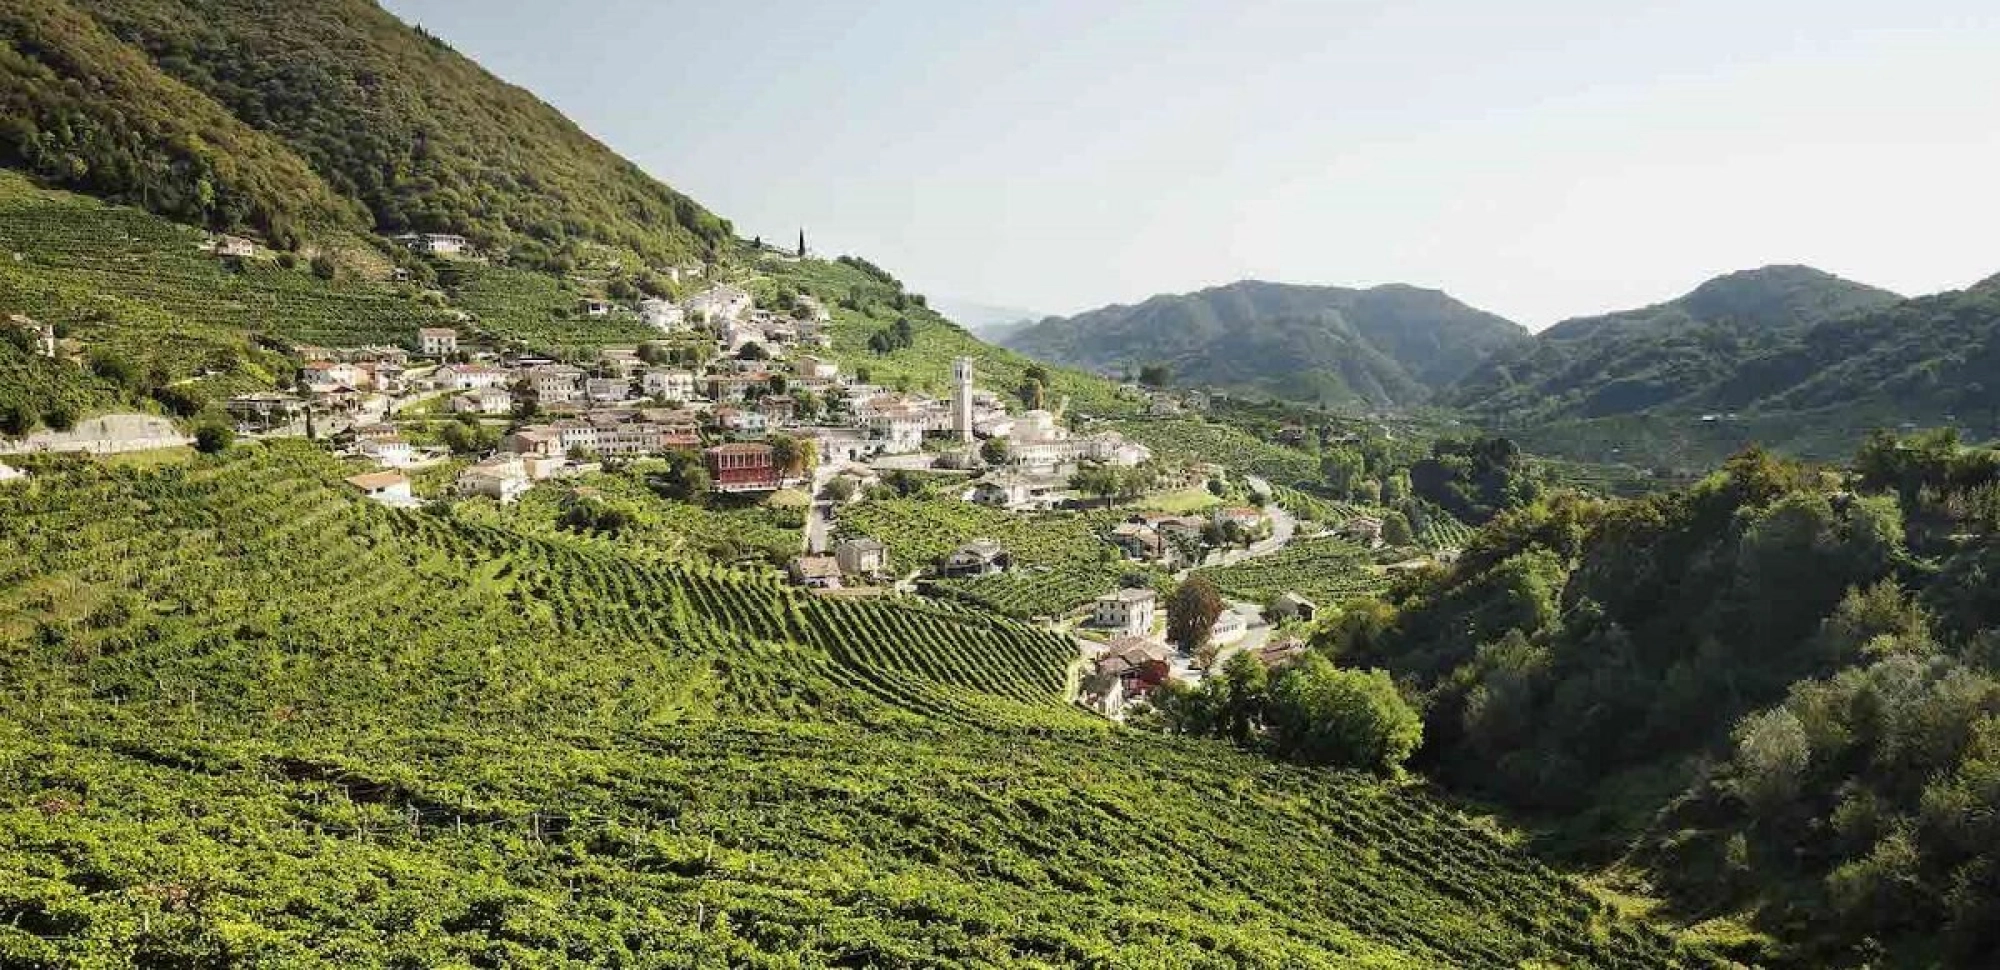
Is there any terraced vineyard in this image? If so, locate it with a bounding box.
[835,496,1119,572]
[0,172,460,381]
[1112,415,1322,487]
[1193,536,1390,607]
[0,441,1718,966]
[1415,505,1477,549]
[931,563,1133,619]
[438,261,659,354]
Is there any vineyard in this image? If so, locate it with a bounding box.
[438,261,659,355]
[0,172,461,381]
[1193,536,1390,607]
[457,464,805,570]
[1112,415,1322,487]
[835,496,1119,572]
[0,442,1718,966]
[931,563,1133,619]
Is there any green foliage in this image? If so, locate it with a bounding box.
[1409,435,1545,525]
[1167,574,1224,652]
[191,420,230,453]
[1267,655,1424,775]
[30,0,728,264]
[0,0,356,235]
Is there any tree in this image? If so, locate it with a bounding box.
[822,476,856,503]
[1018,378,1045,411]
[1381,510,1415,546]
[193,422,234,454]
[1267,655,1423,775]
[1321,448,1366,498]
[797,228,807,258]
[310,254,338,280]
[1167,576,1225,654]
[41,403,77,432]
[980,437,1010,465]
[737,342,769,361]
[1138,363,1172,388]
[0,402,35,437]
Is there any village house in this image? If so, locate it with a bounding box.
[433,363,508,391]
[793,355,839,380]
[530,364,586,404]
[969,476,1032,509]
[704,442,783,493]
[586,377,634,403]
[1107,522,1166,562]
[639,297,684,330]
[865,402,928,454]
[789,555,844,590]
[757,395,796,427]
[705,372,769,403]
[580,298,614,318]
[301,360,366,389]
[357,436,416,469]
[396,233,468,256]
[1255,638,1307,670]
[225,392,305,427]
[598,347,644,376]
[685,284,753,325]
[344,471,417,508]
[418,327,459,357]
[1339,514,1386,547]
[642,368,699,401]
[1092,588,1158,638]
[215,235,256,258]
[449,387,513,415]
[833,537,889,578]
[363,361,407,394]
[939,539,1011,578]
[502,428,563,459]
[1267,593,1318,625]
[714,407,767,434]
[547,420,600,455]
[1082,636,1177,717]
[457,458,531,504]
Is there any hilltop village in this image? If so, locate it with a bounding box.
[104,249,1427,723]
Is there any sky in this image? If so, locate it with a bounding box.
[383,0,2000,329]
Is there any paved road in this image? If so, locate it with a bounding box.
[804,465,834,554]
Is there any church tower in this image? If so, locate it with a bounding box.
[951,357,975,443]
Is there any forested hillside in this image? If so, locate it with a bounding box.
[1447,265,1901,424]
[0,443,1711,967]
[0,0,729,265]
[1317,431,2000,966]
[1005,280,1528,407]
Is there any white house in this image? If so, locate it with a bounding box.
[1092,588,1158,638]
[793,355,839,380]
[397,233,467,256]
[639,298,685,330]
[449,387,513,415]
[833,537,889,578]
[866,404,928,454]
[434,363,508,391]
[715,407,768,434]
[458,458,531,504]
[345,471,417,508]
[530,365,585,404]
[684,284,753,325]
[418,327,458,357]
[642,368,699,401]
[586,377,634,403]
[215,235,256,258]
[358,436,416,469]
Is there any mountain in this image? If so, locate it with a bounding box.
[1446,265,1903,424]
[1004,280,1529,407]
[2,0,730,265]
[930,295,1043,338]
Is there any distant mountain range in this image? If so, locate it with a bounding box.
[1445,265,1904,422]
[1002,280,1530,407]
[931,297,1044,340]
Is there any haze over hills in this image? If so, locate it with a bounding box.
[1003,280,1530,407]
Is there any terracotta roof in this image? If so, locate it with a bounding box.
[345,472,409,491]
[706,442,774,456]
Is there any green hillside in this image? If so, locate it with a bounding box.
[0,0,729,264]
[1005,280,1528,407]
[1328,436,2000,966]
[0,443,1710,966]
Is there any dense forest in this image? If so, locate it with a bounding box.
[1307,430,2000,965]
[0,0,730,265]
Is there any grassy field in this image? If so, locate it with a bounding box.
[0,441,1717,967]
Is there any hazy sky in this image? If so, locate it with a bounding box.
[384,0,2000,328]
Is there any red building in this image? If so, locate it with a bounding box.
[704,442,782,493]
